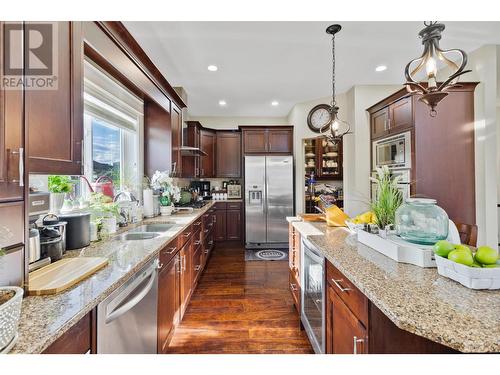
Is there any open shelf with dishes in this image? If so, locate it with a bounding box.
[303,137,343,181]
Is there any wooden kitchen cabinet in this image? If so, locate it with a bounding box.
[216,131,241,177]
[144,99,171,177]
[389,96,413,134]
[171,103,182,176]
[241,126,293,155]
[214,201,242,243]
[157,253,180,353]
[0,22,24,202]
[26,22,84,175]
[199,129,215,178]
[326,285,367,354]
[182,121,201,178]
[370,107,390,139]
[43,310,95,354]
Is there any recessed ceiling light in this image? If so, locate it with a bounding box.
[375,65,387,72]
[271,101,279,106]
[218,100,227,106]
[207,65,218,72]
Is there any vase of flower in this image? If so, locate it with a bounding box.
[150,170,181,216]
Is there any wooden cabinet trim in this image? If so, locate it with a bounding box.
[43,311,93,354]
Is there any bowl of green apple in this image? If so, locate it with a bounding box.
[433,240,500,289]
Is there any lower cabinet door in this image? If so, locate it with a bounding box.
[180,238,193,319]
[157,254,180,353]
[226,209,241,241]
[327,286,367,354]
[214,210,226,241]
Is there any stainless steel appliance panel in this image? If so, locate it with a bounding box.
[97,258,158,354]
[372,131,411,170]
[245,156,267,244]
[0,246,24,286]
[266,156,294,243]
[301,238,325,354]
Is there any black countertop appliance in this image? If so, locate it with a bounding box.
[59,212,91,250]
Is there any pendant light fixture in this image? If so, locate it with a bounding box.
[404,21,471,116]
[320,24,351,144]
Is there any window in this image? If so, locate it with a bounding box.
[83,59,144,198]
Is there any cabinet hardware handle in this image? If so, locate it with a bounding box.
[166,246,177,255]
[158,262,164,269]
[290,283,297,291]
[194,222,202,226]
[176,258,181,274]
[353,336,364,354]
[9,148,24,186]
[332,279,351,292]
[204,249,209,254]
[182,255,186,272]
[194,265,201,271]
[194,240,202,245]
[183,231,191,237]
[203,229,209,233]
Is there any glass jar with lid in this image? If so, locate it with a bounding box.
[395,198,449,245]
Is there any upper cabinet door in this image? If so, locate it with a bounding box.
[0,22,24,202]
[216,131,241,178]
[171,103,182,177]
[389,96,413,134]
[144,100,171,178]
[268,129,293,154]
[199,129,215,178]
[370,107,390,140]
[26,22,83,175]
[243,130,267,153]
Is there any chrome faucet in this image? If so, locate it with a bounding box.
[113,191,140,225]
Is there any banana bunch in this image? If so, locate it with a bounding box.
[351,211,377,225]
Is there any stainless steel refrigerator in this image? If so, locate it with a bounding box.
[245,155,294,249]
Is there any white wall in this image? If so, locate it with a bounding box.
[438,45,499,248]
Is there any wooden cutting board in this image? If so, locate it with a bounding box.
[29,257,108,296]
[298,213,326,222]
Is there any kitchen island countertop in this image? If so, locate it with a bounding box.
[302,222,500,353]
[10,202,214,354]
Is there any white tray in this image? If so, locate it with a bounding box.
[435,255,500,289]
[357,230,436,268]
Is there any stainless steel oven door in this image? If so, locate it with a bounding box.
[373,131,411,170]
[300,238,325,354]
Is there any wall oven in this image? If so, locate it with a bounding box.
[371,168,411,200]
[300,238,325,354]
[372,131,411,170]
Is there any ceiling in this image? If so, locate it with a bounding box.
[124,21,500,117]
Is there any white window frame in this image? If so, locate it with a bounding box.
[83,59,144,199]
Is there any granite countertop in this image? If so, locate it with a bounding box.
[300,222,500,353]
[10,202,214,354]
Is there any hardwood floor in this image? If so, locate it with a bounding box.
[167,246,313,354]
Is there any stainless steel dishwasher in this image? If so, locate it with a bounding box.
[97,257,159,354]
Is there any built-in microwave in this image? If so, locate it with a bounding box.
[372,131,411,170]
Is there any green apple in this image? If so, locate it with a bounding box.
[475,246,499,265]
[470,260,482,268]
[433,240,455,257]
[454,244,472,255]
[448,250,474,266]
[482,264,500,268]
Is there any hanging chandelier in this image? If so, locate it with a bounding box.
[404,21,471,116]
[320,24,351,144]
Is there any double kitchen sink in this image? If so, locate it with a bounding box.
[119,223,177,241]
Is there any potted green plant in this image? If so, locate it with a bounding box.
[48,175,74,213]
[369,166,403,237]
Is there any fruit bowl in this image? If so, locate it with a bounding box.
[435,255,500,289]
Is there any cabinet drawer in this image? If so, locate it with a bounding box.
[178,224,193,248]
[192,243,203,284]
[214,202,227,210]
[326,261,368,327]
[159,238,179,266]
[226,201,242,210]
[192,217,203,230]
